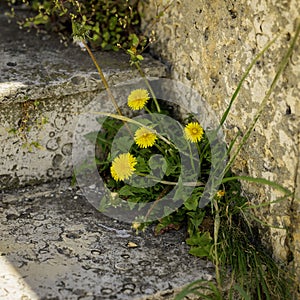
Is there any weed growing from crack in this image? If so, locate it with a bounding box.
[16,1,297,298]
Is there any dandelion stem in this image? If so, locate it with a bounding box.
[145,107,152,115]
[134,173,204,187]
[82,41,122,115]
[213,200,222,291]
[82,41,133,136]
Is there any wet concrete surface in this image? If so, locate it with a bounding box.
[0,180,215,299]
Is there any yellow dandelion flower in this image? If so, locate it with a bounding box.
[184,122,204,143]
[127,89,150,110]
[216,190,225,198]
[131,222,141,230]
[134,127,157,148]
[131,222,145,233]
[110,153,137,181]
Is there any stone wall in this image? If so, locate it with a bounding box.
[140,0,300,292]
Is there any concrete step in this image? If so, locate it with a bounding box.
[0,180,215,299]
[0,5,167,189]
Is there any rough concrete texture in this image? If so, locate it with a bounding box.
[0,180,215,299]
[140,0,300,293]
[0,5,167,189]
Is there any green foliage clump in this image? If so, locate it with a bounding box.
[6,0,142,51]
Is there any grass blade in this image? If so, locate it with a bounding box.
[233,284,251,300]
[225,22,300,173]
[221,175,292,195]
[219,36,278,127]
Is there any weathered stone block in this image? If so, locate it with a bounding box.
[140,0,300,295]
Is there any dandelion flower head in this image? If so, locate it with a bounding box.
[184,122,204,143]
[132,222,141,231]
[110,153,137,181]
[216,190,225,198]
[134,127,157,148]
[127,89,150,110]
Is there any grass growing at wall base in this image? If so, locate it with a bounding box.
[174,19,300,300]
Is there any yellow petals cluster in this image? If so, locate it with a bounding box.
[131,222,141,230]
[184,122,204,143]
[216,190,225,198]
[127,89,150,110]
[110,153,137,181]
[134,127,157,148]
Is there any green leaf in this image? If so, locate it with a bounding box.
[103,31,110,41]
[119,185,134,197]
[127,49,135,56]
[111,136,132,156]
[135,157,150,173]
[109,16,117,30]
[184,194,199,211]
[173,179,184,202]
[165,164,180,176]
[189,244,212,258]
[187,210,205,230]
[186,231,213,258]
[129,33,139,47]
[186,231,212,246]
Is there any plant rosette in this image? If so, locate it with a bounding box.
[72,78,227,227]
